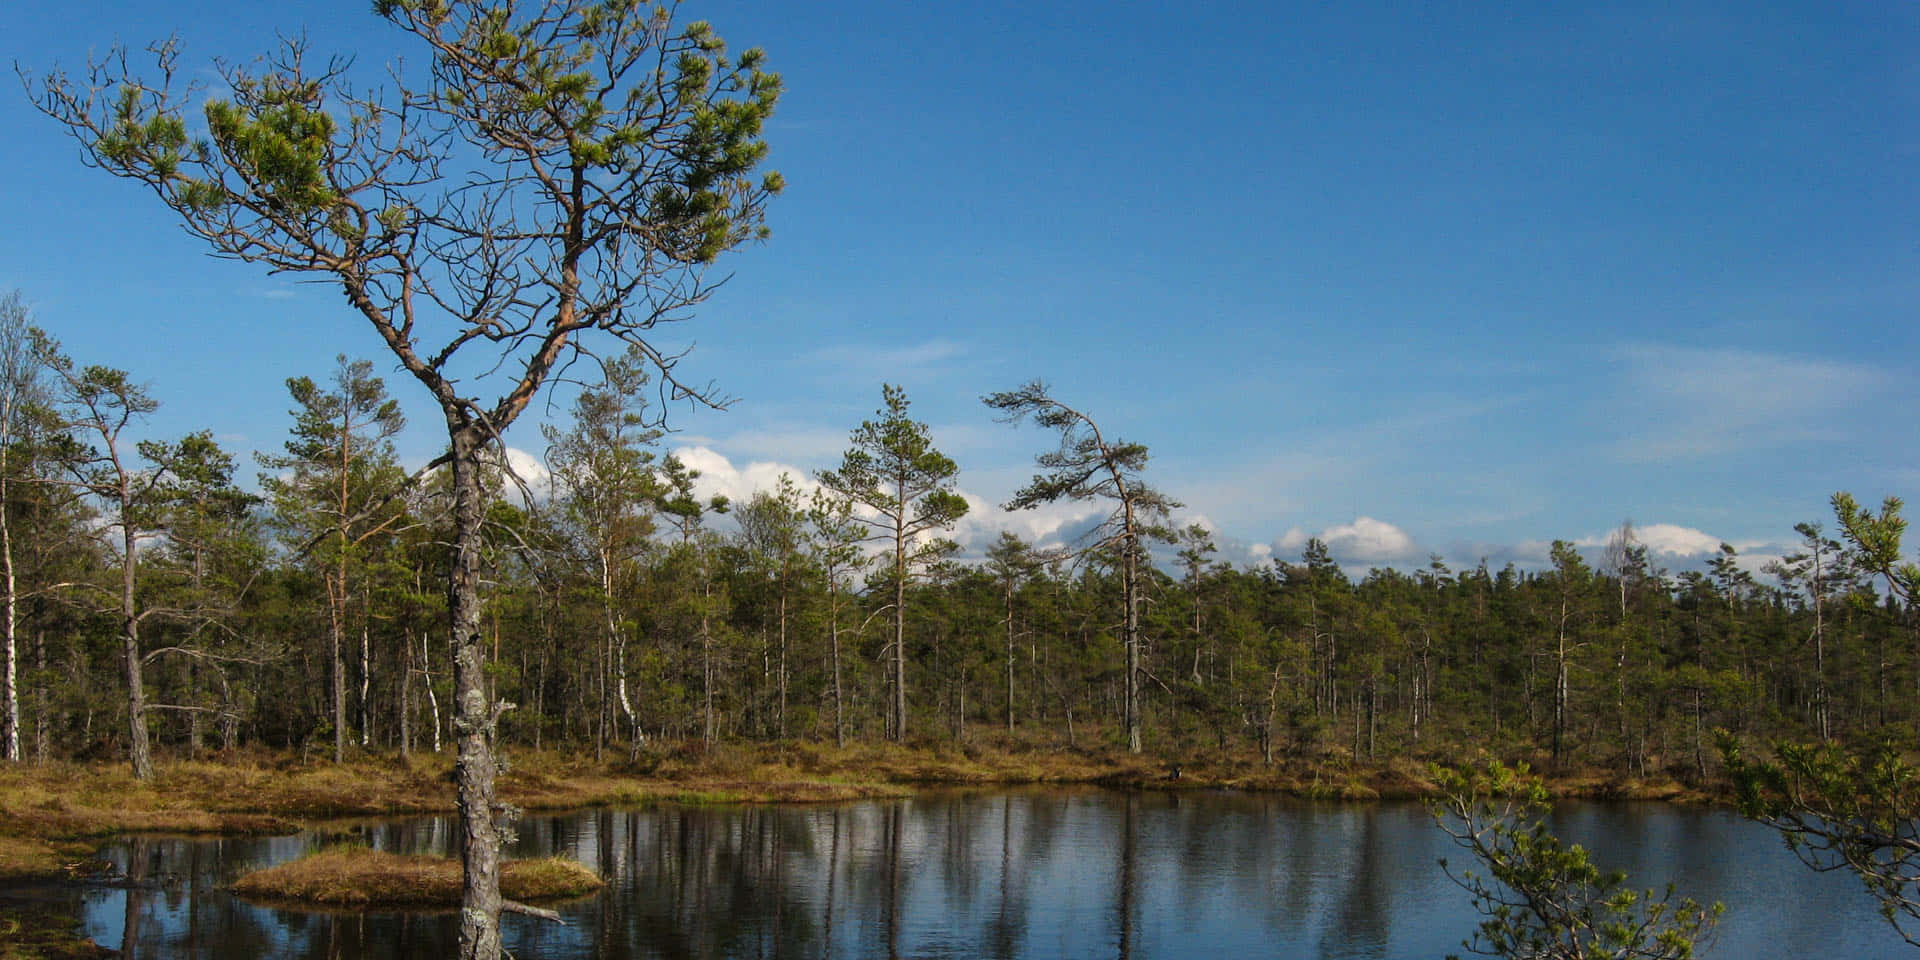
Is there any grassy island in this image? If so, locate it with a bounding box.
[230,847,602,908]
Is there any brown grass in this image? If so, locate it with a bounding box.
[230,846,603,907]
[0,737,1713,881]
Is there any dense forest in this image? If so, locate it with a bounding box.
[0,299,1907,781]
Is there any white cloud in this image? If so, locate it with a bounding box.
[1571,522,1780,559]
[1615,522,1723,558]
[670,445,817,509]
[1272,516,1420,565]
[665,444,1111,565]
[1174,512,1217,534]
[467,446,553,505]
[1324,516,1419,562]
[501,446,549,486]
[957,498,1102,554]
[1276,526,1309,554]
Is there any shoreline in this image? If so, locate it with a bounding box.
[0,739,1718,883]
[0,742,1722,959]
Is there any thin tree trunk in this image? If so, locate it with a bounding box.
[421,625,443,754]
[1005,585,1016,735]
[400,626,413,759]
[602,551,637,754]
[702,577,716,746]
[361,622,372,748]
[1552,595,1569,766]
[777,588,788,740]
[122,514,152,781]
[216,668,239,751]
[1,464,17,762]
[892,504,907,743]
[1812,545,1830,742]
[830,585,845,748]
[33,625,47,763]
[1123,523,1141,754]
[330,565,346,764]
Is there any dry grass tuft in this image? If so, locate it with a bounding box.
[230,846,603,907]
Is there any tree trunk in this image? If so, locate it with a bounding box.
[1005,586,1016,735]
[216,669,239,751]
[33,625,48,763]
[422,627,442,754]
[1552,595,1569,766]
[1812,548,1830,743]
[1123,529,1141,754]
[360,622,373,748]
[400,627,413,759]
[0,465,16,763]
[702,577,716,746]
[777,588,788,740]
[830,586,845,748]
[448,430,504,960]
[892,512,907,743]
[329,565,346,764]
[122,519,152,781]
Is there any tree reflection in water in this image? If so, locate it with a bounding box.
[55,788,1919,960]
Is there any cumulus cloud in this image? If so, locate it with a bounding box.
[1139,512,1274,570]
[1174,513,1216,534]
[477,446,552,504]
[1570,522,1776,560]
[663,445,1104,560]
[670,445,818,509]
[954,495,1102,554]
[1273,516,1421,565]
[1615,523,1723,558]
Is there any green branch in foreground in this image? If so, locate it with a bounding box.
[1430,760,1722,960]
[1722,732,1920,947]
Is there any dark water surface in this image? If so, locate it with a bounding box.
[53,788,1913,958]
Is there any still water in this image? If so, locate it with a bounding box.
[62,788,1914,959]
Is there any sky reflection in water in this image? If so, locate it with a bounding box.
[73,788,1913,959]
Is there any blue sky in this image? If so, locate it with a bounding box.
[3,0,1915,575]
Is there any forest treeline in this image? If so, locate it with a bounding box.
[0,305,1907,778]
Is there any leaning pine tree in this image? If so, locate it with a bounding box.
[29,3,781,956]
[984,382,1176,754]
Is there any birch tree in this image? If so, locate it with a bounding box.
[0,293,47,763]
[541,346,661,757]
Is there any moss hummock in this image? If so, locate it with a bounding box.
[230,846,603,907]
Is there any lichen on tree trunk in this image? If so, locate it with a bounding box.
[448,430,505,960]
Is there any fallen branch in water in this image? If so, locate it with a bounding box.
[502,900,564,923]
